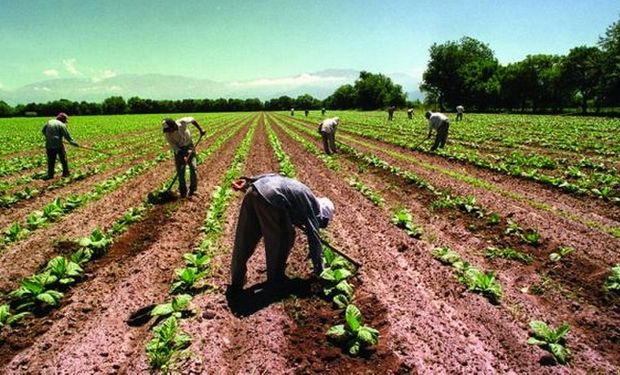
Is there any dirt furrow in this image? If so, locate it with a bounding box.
[1,117,253,374]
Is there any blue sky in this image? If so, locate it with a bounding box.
[0,0,618,90]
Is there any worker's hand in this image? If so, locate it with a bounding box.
[231,179,247,191]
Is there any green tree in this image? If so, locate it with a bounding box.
[325,84,357,109]
[561,46,604,113]
[0,101,13,117]
[598,15,620,106]
[421,37,498,111]
[102,96,127,114]
[354,71,406,110]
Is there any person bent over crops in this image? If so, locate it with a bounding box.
[41,112,79,180]
[229,174,334,290]
[456,105,464,121]
[318,117,339,155]
[162,117,206,198]
[425,111,450,151]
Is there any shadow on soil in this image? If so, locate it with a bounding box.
[225,277,315,317]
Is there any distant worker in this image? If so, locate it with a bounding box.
[229,173,335,289]
[425,111,450,152]
[162,117,206,198]
[318,117,339,155]
[304,109,309,117]
[456,105,464,121]
[387,105,396,121]
[407,108,414,120]
[321,107,326,116]
[290,108,295,116]
[41,112,79,180]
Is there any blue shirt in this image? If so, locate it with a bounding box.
[250,173,324,273]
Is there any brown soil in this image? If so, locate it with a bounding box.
[0,112,618,374]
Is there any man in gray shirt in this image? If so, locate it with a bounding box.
[230,174,334,290]
[425,111,450,151]
[318,117,339,155]
[41,112,79,180]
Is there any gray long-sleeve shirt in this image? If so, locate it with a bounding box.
[42,119,76,149]
[250,174,324,273]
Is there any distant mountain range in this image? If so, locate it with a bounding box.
[0,69,423,105]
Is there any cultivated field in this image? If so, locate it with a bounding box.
[0,111,618,374]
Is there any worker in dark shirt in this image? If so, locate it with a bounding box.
[230,174,335,290]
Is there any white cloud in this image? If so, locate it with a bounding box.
[34,86,51,92]
[0,82,3,89]
[228,73,347,88]
[109,85,122,91]
[63,58,82,75]
[91,69,117,83]
[43,69,59,77]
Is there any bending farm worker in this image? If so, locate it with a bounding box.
[407,108,414,120]
[304,109,309,117]
[456,105,464,121]
[318,116,339,155]
[230,173,335,290]
[425,111,450,151]
[290,108,295,116]
[41,112,79,180]
[321,107,326,116]
[387,105,396,121]
[162,117,206,198]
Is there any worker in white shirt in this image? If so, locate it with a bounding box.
[425,111,450,151]
[162,117,206,197]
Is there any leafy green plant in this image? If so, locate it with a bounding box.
[391,208,422,238]
[431,246,461,265]
[42,199,65,221]
[549,246,574,262]
[46,256,83,285]
[146,316,191,370]
[487,212,501,225]
[170,267,206,294]
[485,247,533,264]
[151,294,194,319]
[326,304,379,356]
[8,272,64,308]
[604,264,620,292]
[455,264,503,304]
[4,222,30,242]
[349,178,384,207]
[183,253,210,271]
[527,320,571,364]
[521,230,541,246]
[26,211,47,230]
[78,228,113,256]
[0,304,29,327]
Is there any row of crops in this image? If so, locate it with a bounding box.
[0,111,618,372]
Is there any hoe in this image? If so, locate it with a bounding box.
[147,133,204,205]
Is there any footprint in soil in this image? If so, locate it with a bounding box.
[225,278,315,317]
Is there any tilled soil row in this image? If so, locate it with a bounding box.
[280,115,620,266]
[0,123,237,292]
[0,115,255,374]
[272,116,613,369]
[268,116,549,373]
[283,114,620,226]
[274,116,620,370]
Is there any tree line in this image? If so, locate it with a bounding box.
[0,70,408,117]
[421,16,620,113]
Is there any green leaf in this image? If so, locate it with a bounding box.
[549,253,561,262]
[357,326,379,345]
[333,294,350,309]
[171,294,192,312]
[345,304,362,332]
[530,320,553,340]
[549,343,570,364]
[527,337,547,346]
[326,324,347,339]
[36,290,63,306]
[7,312,30,326]
[151,303,174,317]
[348,340,361,355]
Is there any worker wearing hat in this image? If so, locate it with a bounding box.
[41,112,79,180]
[230,173,335,290]
[425,111,450,151]
[318,117,339,155]
[162,117,206,198]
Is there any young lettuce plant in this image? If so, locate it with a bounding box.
[549,246,574,262]
[391,208,422,238]
[170,267,207,294]
[604,264,620,292]
[321,246,356,308]
[9,272,64,309]
[0,304,30,328]
[455,264,503,304]
[527,320,571,364]
[183,253,210,271]
[146,316,191,371]
[326,304,379,356]
[78,228,113,257]
[26,211,47,230]
[431,246,461,265]
[46,256,83,285]
[150,294,194,319]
